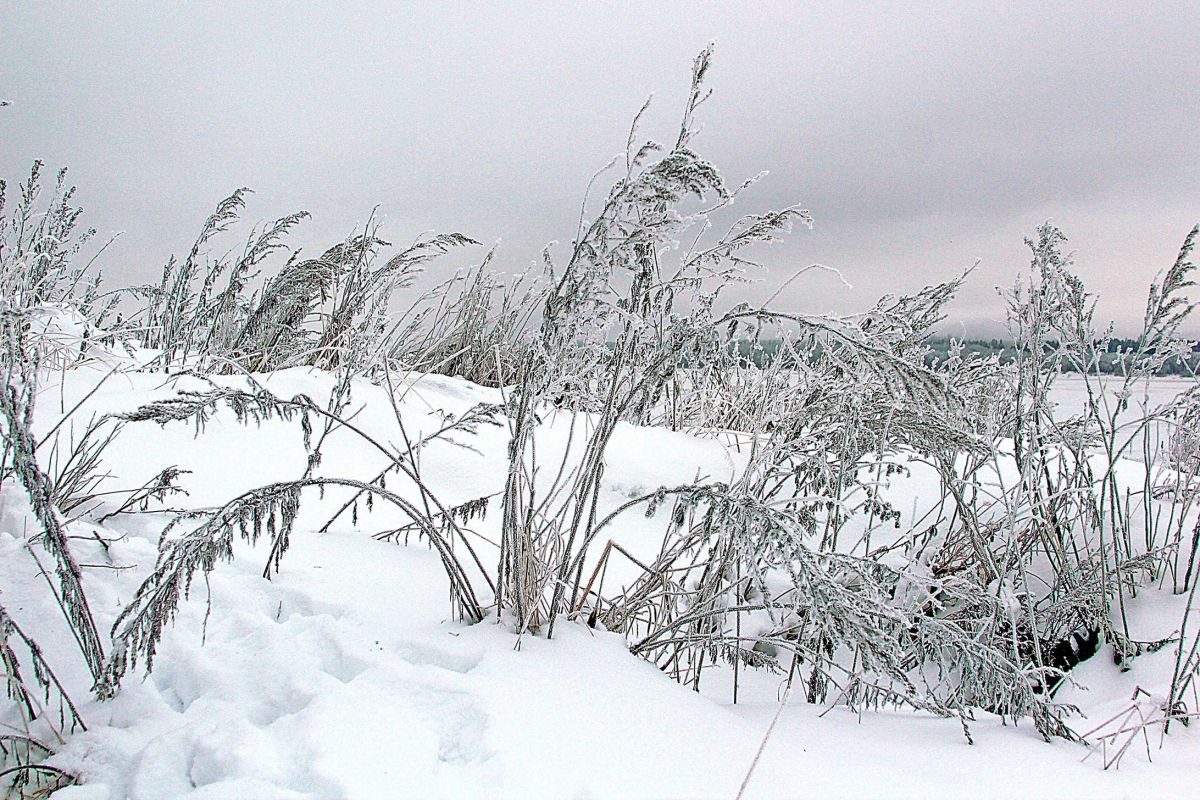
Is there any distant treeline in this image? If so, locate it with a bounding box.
[739,338,1199,376]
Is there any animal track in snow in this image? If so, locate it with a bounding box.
[395,641,482,674]
[432,697,489,764]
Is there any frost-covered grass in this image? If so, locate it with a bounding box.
[2,46,1199,799]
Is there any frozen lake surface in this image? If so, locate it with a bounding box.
[1049,375,1192,463]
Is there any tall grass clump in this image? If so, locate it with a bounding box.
[0,164,105,795]
[491,46,951,638]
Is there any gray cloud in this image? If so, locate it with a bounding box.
[2,1,1196,335]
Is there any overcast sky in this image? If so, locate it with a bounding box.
[3,2,1197,336]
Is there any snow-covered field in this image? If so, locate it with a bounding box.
[1,362,1196,799]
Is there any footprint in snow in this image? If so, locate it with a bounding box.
[395,642,482,674]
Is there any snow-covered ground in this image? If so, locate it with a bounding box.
[3,364,1197,799]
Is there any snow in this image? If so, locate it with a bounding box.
[3,365,1198,799]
